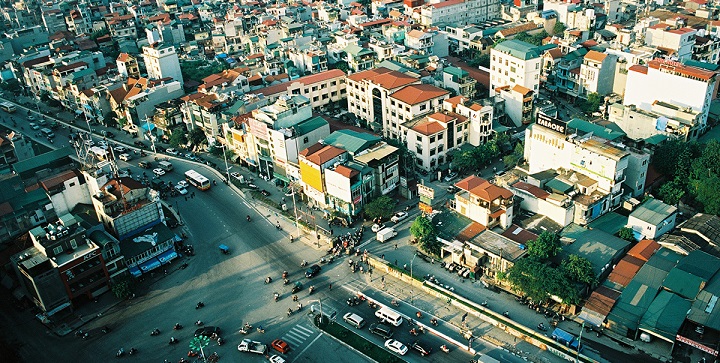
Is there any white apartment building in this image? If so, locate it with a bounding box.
[580,50,617,96]
[386,84,450,140]
[346,67,420,127]
[608,101,702,141]
[142,43,183,85]
[418,0,501,27]
[490,39,548,96]
[644,24,696,61]
[624,58,716,133]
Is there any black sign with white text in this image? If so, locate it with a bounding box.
[536,113,568,134]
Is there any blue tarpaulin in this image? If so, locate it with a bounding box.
[128,265,142,277]
[157,250,178,265]
[138,259,161,272]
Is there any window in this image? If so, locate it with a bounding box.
[53,246,63,255]
[416,135,422,142]
[419,104,427,111]
[70,238,77,249]
[303,137,309,143]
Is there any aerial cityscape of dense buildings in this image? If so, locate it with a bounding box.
[1,0,720,362]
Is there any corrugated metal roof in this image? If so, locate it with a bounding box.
[638,290,692,340]
[323,129,381,155]
[630,198,677,226]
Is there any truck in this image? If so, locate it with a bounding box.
[551,328,581,351]
[158,160,173,171]
[238,339,267,355]
[376,227,397,243]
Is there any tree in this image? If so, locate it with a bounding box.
[331,61,349,73]
[617,227,635,242]
[477,53,490,68]
[410,216,441,255]
[561,254,596,286]
[579,92,602,114]
[658,176,686,205]
[451,150,477,173]
[169,130,188,148]
[553,22,567,36]
[111,279,133,299]
[506,257,554,302]
[188,128,207,147]
[503,142,524,168]
[364,195,396,221]
[0,79,21,94]
[526,231,562,259]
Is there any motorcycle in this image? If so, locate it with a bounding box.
[116,348,124,358]
[503,311,510,318]
[265,277,272,284]
[391,300,400,307]
[537,323,548,331]
[188,351,199,357]
[169,337,179,345]
[300,260,308,267]
[217,337,224,346]
[174,323,183,330]
[430,318,438,326]
[282,271,288,279]
[416,311,423,319]
[150,328,160,336]
[196,302,205,309]
[274,292,280,302]
[239,327,250,335]
[128,348,137,355]
[297,303,302,311]
[287,308,293,317]
[246,215,251,222]
[440,344,450,353]
[101,326,110,334]
[195,320,203,326]
[283,279,290,285]
[409,328,419,336]
[309,286,315,295]
[368,301,378,309]
[257,326,265,334]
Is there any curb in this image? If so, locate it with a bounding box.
[312,316,404,363]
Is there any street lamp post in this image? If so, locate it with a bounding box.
[410,253,417,303]
[144,114,157,155]
[221,143,230,183]
[290,183,300,238]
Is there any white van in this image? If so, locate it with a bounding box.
[158,161,173,171]
[374,307,403,327]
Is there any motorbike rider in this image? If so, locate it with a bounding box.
[195,320,203,326]
[265,276,272,284]
[301,260,307,267]
[174,323,182,330]
[297,303,302,310]
[287,308,293,316]
[117,348,124,357]
[274,292,280,301]
[246,215,251,222]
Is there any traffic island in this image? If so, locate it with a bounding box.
[313,314,404,363]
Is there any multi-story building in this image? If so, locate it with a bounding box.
[442,66,477,99]
[417,0,501,27]
[197,66,250,97]
[142,43,184,85]
[579,50,617,97]
[299,143,349,209]
[524,116,630,223]
[116,53,140,79]
[353,142,400,196]
[624,59,716,134]
[287,48,329,75]
[384,84,450,140]
[106,14,137,40]
[180,92,228,140]
[452,175,515,229]
[324,161,375,218]
[644,23,696,62]
[495,84,533,126]
[42,9,67,33]
[404,111,470,171]
[490,40,553,96]
[608,101,702,142]
[12,214,109,317]
[249,69,347,110]
[108,77,185,129]
[693,36,720,64]
[346,67,420,127]
[268,116,331,183]
[405,29,435,54]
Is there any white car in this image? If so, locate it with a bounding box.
[166,148,178,155]
[152,168,165,176]
[113,146,127,153]
[29,122,39,130]
[118,153,131,161]
[177,180,188,188]
[97,140,109,149]
[174,185,188,195]
[27,115,35,121]
[384,339,408,356]
[230,172,242,181]
[391,212,408,223]
[268,355,286,363]
[371,223,385,233]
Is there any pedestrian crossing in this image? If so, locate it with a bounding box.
[282,324,316,348]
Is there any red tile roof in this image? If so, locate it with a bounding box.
[303,144,346,165]
[627,239,660,261]
[390,84,449,105]
[412,120,445,136]
[347,67,418,90]
[607,255,645,287]
[455,175,514,201]
[628,64,648,74]
[334,165,359,178]
[512,181,550,199]
[431,0,464,8]
[648,58,715,81]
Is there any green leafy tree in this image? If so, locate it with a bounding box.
[451,150,477,173]
[561,254,597,285]
[526,231,562,259]
[506,257,553,302]
[410,216,441,255]
[331,61,349,73]
[180,60,226,83]
[477,53,490,68]
[503,142,525,168]
[0,79,21,94]
[617,227,635,242]
[169,130,188,148]
[579,92,602,114]
[111,279,133,299]
[658,176,686,205]
[188,128,207,147]
[553,22,567,35]
[364,195,396,221]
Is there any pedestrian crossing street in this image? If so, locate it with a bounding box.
[281,323,317,348]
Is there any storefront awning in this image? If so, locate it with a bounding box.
[157,250,178,265]
[128,265,142,277]
[138,259,161,272]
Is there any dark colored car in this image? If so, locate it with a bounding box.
[369,323,394,339]
[134,141,147,148]
[138,161,151,169]
[194,326,221,338]
[102,131,115,139]
[411,340,432,356]
[260,190,271,197]
[305,264,321,278]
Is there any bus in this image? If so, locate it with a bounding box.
[0,102,16,113]
[185,170,211,190]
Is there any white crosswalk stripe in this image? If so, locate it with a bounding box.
[282,324,316,347]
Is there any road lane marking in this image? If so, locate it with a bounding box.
[290,333,322,363]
